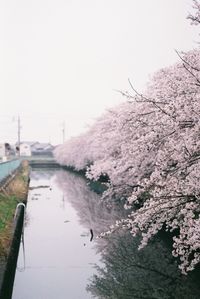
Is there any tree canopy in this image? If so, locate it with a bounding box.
[54,1,200,274]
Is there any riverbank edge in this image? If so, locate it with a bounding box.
[0,161,30,299]
[61,165,108,194]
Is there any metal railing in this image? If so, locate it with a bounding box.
[0,159,21,183]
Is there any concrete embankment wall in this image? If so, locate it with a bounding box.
[28,158,60,168]
[0,159,21,185]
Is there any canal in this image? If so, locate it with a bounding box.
[12,168,200,299]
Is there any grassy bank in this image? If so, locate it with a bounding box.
[0,161,29,256]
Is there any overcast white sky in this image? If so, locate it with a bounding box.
[0,0,199,145]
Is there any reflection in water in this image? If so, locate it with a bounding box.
[16,233,26,273]
[16,204,26,273]
[13,169,104,299]
[55,170,128,238]
[87,231,200,299]
[30,169,55,181]
[56,170,200,299]
[13,169,200,299]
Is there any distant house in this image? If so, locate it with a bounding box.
[0,143,15,159]
[18,142,37,157]
[20,143,31,156]
[16,141,55,157]
[0,143,6,158]
[31,142,54,156]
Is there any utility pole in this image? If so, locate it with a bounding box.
[62,121,65,144]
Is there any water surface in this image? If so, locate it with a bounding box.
[12,169,103,299]
[12,169,200,299]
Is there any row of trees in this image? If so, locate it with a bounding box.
[54,1,200,274]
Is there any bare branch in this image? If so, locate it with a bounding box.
[175,50,200,72]
[183,63,200,85]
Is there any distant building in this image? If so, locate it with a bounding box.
[0,143,15,159]
[17,141,37,157]
[0,143,6,158]
[31,142,54,156]
[20,143,32,156]
[19,141,54,157]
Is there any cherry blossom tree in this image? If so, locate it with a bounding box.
[54,1,200,274]
[121,49,200,274]
[54,132,93,170]
[188,0,200,25]
[55,47,200,274]
[97,48,200,274]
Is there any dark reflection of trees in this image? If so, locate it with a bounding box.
[87,231,200,299]
[55,169,200,299]
[55,170,128,239]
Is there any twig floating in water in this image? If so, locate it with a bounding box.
[90,229,94,242]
